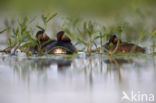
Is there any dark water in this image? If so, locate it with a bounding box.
[0,53,156,103]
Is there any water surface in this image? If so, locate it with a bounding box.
[0,53,156,103]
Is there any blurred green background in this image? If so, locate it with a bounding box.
[0,0,156,16]
[0,0,156,44]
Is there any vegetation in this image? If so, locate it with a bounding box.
[0,8,156,58]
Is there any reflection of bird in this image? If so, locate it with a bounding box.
[33,58,72,70]
[57,60,72,71]
[34,31,77,54]
[104,35,145,53]
[104,58,132,65]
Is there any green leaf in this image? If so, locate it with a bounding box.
[65,29,72,37]
[0,27,10,34]
[36,25,45,31]
[73,18,80,27]
[83,21,87,31]
[21,24,27,34]
[93,40,97,48]
[8,37,12,46]
[77,28,82,34]
[95,34,105,40]
[41,15,46,24]
[30,16,37,24]
[94,36,101,39]
[23,16,28,25]
[109,43,114,49]
[22,41,34,48]
[77,38,88,46]
[47,13,57,22]
[13,28,19,36]
[22,35,31,42]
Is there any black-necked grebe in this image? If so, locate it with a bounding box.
[104,35,145,53]
[34,31,77,54]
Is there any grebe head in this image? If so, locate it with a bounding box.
[57,31,71,42]
[36,31,50,42]
[109,35,121,44]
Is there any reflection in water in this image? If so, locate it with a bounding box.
[104,57,133,81]
[104,58,132,65]
[32,58,72,71]
[104,58,132,82]
[0,54,156,103]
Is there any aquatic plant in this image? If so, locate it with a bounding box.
[0,10,155,57]
[36,13,57,31]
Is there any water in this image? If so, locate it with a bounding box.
[0,53,156,103]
